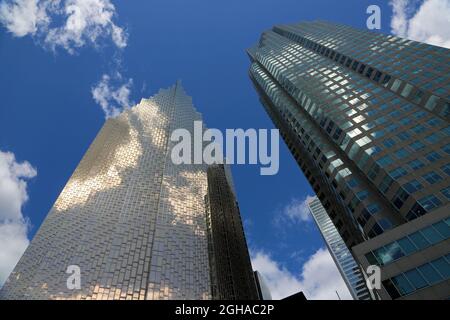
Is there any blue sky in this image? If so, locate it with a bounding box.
[1,0,448,299]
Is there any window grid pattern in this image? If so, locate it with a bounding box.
[0,84,214,300]
[248,21,450,237]
[382,254,450,299]
[365,218,450,267]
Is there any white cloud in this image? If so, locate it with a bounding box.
[110,23,126,48]
[390,0,450,48]
[0,150,37,286]
[251,248,353,300]
[91,73,133,118]
[45,0,127,53]
[300,248,353,300]
[0,0,49,36]
[280,195,315,223]
[0,0,127,53]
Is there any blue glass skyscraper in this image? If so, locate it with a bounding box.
[249,21,450,299]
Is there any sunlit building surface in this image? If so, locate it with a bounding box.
[0,82,256,300]
[308,197,374,300]
[248,21,450,299]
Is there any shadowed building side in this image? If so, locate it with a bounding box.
[205,164,259,300]
[253,271,272,300]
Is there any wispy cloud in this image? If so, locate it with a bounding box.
[251,248,352,300]
[0,150,36,286]
[390,0,450,48]
[283,195,315,222]
[1,1,133,118]
[0,0,49,37]
[273,195,315,228]
[0,0,127,53]
[91,72,134,118]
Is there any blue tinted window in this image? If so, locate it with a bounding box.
[425,151,442,162]
[397,132,411,141]
[386,123,399,132]
[367,203,380,214]
[441,143,450,154]
[374,247,391,265]
[385,242,403,260]
[441,187,450,200]
[404,180,423,193]
[375,117,387,125]
[418,264,442,284]
[425,133,440,144]
[431,258,450,279]
[409,141,425,151]
[383,138,396,148]
[433,220,450,238]
[400,117,412,126]
[418,195,442,211]
[409,232,430,250]
[392,274,414,295]
[442,125,450,136]
[395,148,409,159]
[427,117,442,127]
[379,218,393,231]
[421,226,444,244]
[422,171,443,184]
[398,237,417,255]
[347,178,359,188]
[377,155,393,167]
[408,159,425,170]
[411,124,427,134]
[366,145,382,155]
[356,190,369,200]
[441,163,450,176]
[371,130,385,138]
[390,167,408,179]
[404,269,427,290]
[400,103,412,112]
[413,111,427,120]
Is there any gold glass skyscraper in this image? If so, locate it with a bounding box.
[0,82,257,300]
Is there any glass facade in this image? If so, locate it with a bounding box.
[365,217,450,266]
[382,254,450,299]
[0,83,256,300]
[308,197,374,300]
[205,164,259,300]
[248,21,450,300]
[248,20,450,243]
